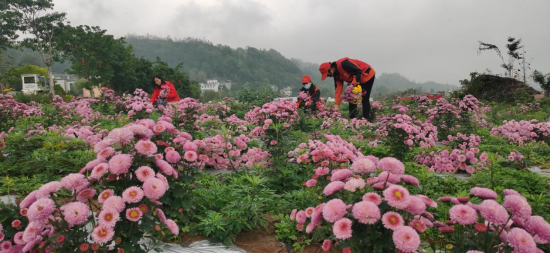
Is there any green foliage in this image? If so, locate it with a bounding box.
[235,85,279,106]
[533,70,550,96]
[457,72,539,104]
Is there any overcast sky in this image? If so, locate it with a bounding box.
[53,0,550,86]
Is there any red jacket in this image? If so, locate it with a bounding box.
[333,58,375,105]
[150,81,181,103]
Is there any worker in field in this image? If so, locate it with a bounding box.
[296,75,323,112]
[319,57,375,119]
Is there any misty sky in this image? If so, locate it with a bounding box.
[53,0,550,86]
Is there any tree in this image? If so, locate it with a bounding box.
[0,1,19,50]
[532,70,550,96]
[478,37,525,79]
[0,64,48,91]
[3,0,66,95]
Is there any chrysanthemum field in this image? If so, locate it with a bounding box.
[1,89,550,253]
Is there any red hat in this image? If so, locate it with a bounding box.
[301,75,311,84]
[319,62,331,81]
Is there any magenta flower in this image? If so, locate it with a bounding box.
[89,163,109,180]
[98,208,119,228]
[333,218,353,240]
[377,157,405,175]
[165,151,181,163]
[352,201,380,224]
[503,195,532,218]
[322,239,331,251]
[478,200,509,225]
[296,211,307,224]
[527,216,550,242]
[383,185,411,209]
[108,154,133,175]
[61,202,90,227]
[322,199,347,223]
[362,192,382,205]
[330,169,353,181]
[507,228,537,252]
[122,186,145,203]
[449,204,477,225]
[98,189,114,203]
[382,211,404,231]
[392,226,420,253]
[77,188,97,202]
[184,151,198,162]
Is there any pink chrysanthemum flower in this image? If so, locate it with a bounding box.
[27,198,56,222]
[92,225,115,244]
[122,186,144,203]
[362,192,382,205]
[503,195,531,219]
[383,185,411,209]
[98,189,114,203]
[322,239,331,251]
[165,151,181,163]
[400,175,419,186]
[305,207,314,218]
[35,181,63,199]
[156,208,167,223]
[449,204,477,225]
[311,203,325,226]
[97,147,115,160]
[315,167,330,176]
[392,226,421,253]
[378,171,401,184]
[377,157,405,175]
[12,219,21,228]
[103,196,126,213]
[296,211,307,224]
[506,228,537,253]
[417,195,438,208]
[143,177,168,200]
[323,181,345,196]
[108,154,133,175]
[164,219,180,235]
[304,179,317,187]
[409,219,427,233]
[184,151,198,162]
[22,221,43,243]
[344,178,366,192]
[333,218,353,240]
[350,157,377,174]
[61,202,90,227]
[527,216,550,242]
[77,188,97,202]
[135,140,158,156]
[126,208,143,222]
[107,128,134,145]
[503,189,522,197]
[352,201,380,224]
[19,191,38,209]
[405,196,426,215]
[135,166,155,182]
[470,187,498,199]
[478,200,509,225]
[382,211,404,231]
[98,208,119,228]
[89,163,109,180]
[14,232,25,245]
[155,159,174,176]
[330,169,353,181]
[290,209,297,220]
[61,173,89,192]
[322,199,347,223]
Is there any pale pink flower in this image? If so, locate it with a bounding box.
[400,175,419,186]
[305,207,314,218]
[296,211,307,224]
[507,228,537,253]
[417,195,438,208]
[377,157,405,175]
[92,225,114,244]
[89,163,109,180]
[352,201,380,224]
[315,167,330,176]
[135,140,158,156]
[290,209,297,220]
[77,188,97,202]
[344,178,366,192]
[527,216,550,242]
[449,204,477,225]
[322,199,347,223]
[382,211,404,230]
[135,166,155,182]
[97,147,115,160]
[19,191,38,209]
[98,189,114,203]
[378,171,400,184]
[503,195,531,218]
[333,218,352,240]
[27,198,56,222]
[143,177,168,200]
[330,169,353,181]
[323,181,345,196]
[61,202,90,227]
[184,151,198,162]
[183,142,198,152]
[164,219,180,235]
[409,219,427,233]
[405,196,426,215]
[350,157,377,174]
[98,208,119,228]
[126,208,143,222]
[35,181,62,199]
[155,159,174,176]
[470,187,498,199]
[305,179,317,187]
[383,185,411,209]
[392,226,420,253]
[103,196,126,213]
[122,186,144,203]
[362,192,382,205]
[61,173,89,192]
[478,200,509,225]
[108,154,133,175]
[165,151,181,163]
[23,221,43,243]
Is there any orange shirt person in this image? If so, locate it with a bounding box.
[319,57,375,119]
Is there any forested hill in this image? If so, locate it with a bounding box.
[125,34,302,89]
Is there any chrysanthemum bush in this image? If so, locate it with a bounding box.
[0,120,183,252]
[375,106,438,159]
[292,157,439,252]
[125,89,154,120]
[432,187,550,252]
[0,94,42,132]
[414,147,489,174]
[490,119,550,146]
[426,95,488,139]
[288,137,437,252]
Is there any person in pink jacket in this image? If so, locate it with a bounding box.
[150,75,181,106]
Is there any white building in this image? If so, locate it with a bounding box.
[200,79,232,92]
[54,74,79,92]
[280,86,292,96]
[270,85,278,91]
